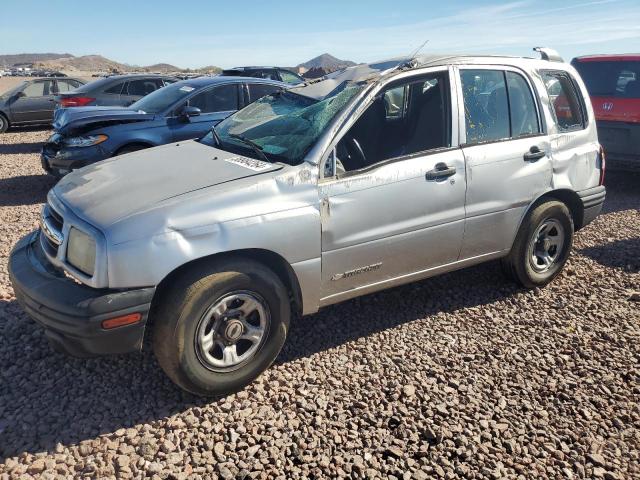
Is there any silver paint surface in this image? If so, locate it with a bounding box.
[48,54,602,315]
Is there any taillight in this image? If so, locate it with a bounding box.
[60,96,95,107]
[598,144,606,186]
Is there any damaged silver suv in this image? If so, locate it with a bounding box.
[10,48,606,395]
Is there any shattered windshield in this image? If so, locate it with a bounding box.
[201,83,363,165]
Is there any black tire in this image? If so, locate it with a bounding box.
[153,258,290,396]
[0,113,9,133]
[115,144,148,156]
[502,200,574,289]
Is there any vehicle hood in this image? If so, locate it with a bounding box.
[53,106,155,134]
[53,140,283,228]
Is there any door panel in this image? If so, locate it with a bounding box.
[320,150,466,299]
[460,138,551,258]
[456,66,552,259]
[169,112,232,142]
[10,80,56,123]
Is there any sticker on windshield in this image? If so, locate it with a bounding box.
[225,156,271,171]
[179,86,195,92]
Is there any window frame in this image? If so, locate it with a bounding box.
[455,65,545,147]
[245,82,283,104]
[168,83,240,117]
[103,81,124,95]
[319,66,457,181]
[540,69,588,133]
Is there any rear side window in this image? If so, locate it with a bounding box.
[542,71,585,131]
[247,83,282,103]
[461,69,510,143]
[572,60,640,98]
[278,69,303,85]
[126,79,159,96]
[189,84,239,113]
[104,82,124,95]
[506,72,540,137]
[461,69,542,144]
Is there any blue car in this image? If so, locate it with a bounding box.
[41,76,287,177]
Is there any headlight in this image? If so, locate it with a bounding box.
[63,134,108,148]
[66,227,96,276]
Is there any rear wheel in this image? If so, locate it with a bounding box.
[0,114,8,133]
[502,200,574,288]
[153,258,290,396]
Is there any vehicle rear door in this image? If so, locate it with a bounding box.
[456,66,551,259]
[319,68,466,303]
[169,83,240,142]
[9,79,56,123]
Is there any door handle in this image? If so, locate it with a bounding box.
[524,146,546,162]
[426,162,456,181]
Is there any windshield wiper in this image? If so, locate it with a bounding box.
[210,125,222,147]
[229,133,270,163]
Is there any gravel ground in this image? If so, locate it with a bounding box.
[0,128,638,479]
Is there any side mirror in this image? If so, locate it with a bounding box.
[14,91,26,99]
[180,105,201,119]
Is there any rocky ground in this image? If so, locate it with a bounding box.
[0,128,638,479]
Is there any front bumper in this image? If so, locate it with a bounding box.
[9,231,155,357]
[578,185,606,228]
[41,140,109,176]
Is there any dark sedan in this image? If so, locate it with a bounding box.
[41,76,286,177]
[56,74,177,108]
[0,77,85,133]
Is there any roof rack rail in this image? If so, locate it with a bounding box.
[533,47,564,63]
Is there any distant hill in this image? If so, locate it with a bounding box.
[297,53,356,72]
[35,55,130,73]
[0,53,73,67]
[144,63,181,73]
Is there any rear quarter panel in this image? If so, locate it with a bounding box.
[534,65,601,193]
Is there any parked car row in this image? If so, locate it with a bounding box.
[42,76,287,176]
[8,48,607,396]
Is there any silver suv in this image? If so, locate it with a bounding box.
[10,49,606,395]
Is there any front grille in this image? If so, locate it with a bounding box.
[39,203,64,257]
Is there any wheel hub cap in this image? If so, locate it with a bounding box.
[529,218,565,273]
[195,291,269,372]
[224,319,244,342]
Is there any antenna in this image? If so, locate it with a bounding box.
[408,40,430,60]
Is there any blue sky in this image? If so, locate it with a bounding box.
[1,0,639,68]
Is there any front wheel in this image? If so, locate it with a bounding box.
[152,258,290,396]
[502,200,574,288]
[0,114,9,133]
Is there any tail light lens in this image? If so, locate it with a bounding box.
[59,96,95,107]
[598,144,606,185]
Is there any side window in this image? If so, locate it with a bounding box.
[104,82,124,95]
[247,83,282,103]
[126,79,159,96]
[542,71,585,131]
[506,72,540,138]
[251,69,278,80]
[56,80,80,93]
[22,81,54,97]
[383,85,407,119]
[460,69,509,144]
[278,69,303,85]
[188,84,239,113]
[336,73,450,172]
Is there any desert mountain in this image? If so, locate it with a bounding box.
[0,53,73,66]
[297,53,356,72]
